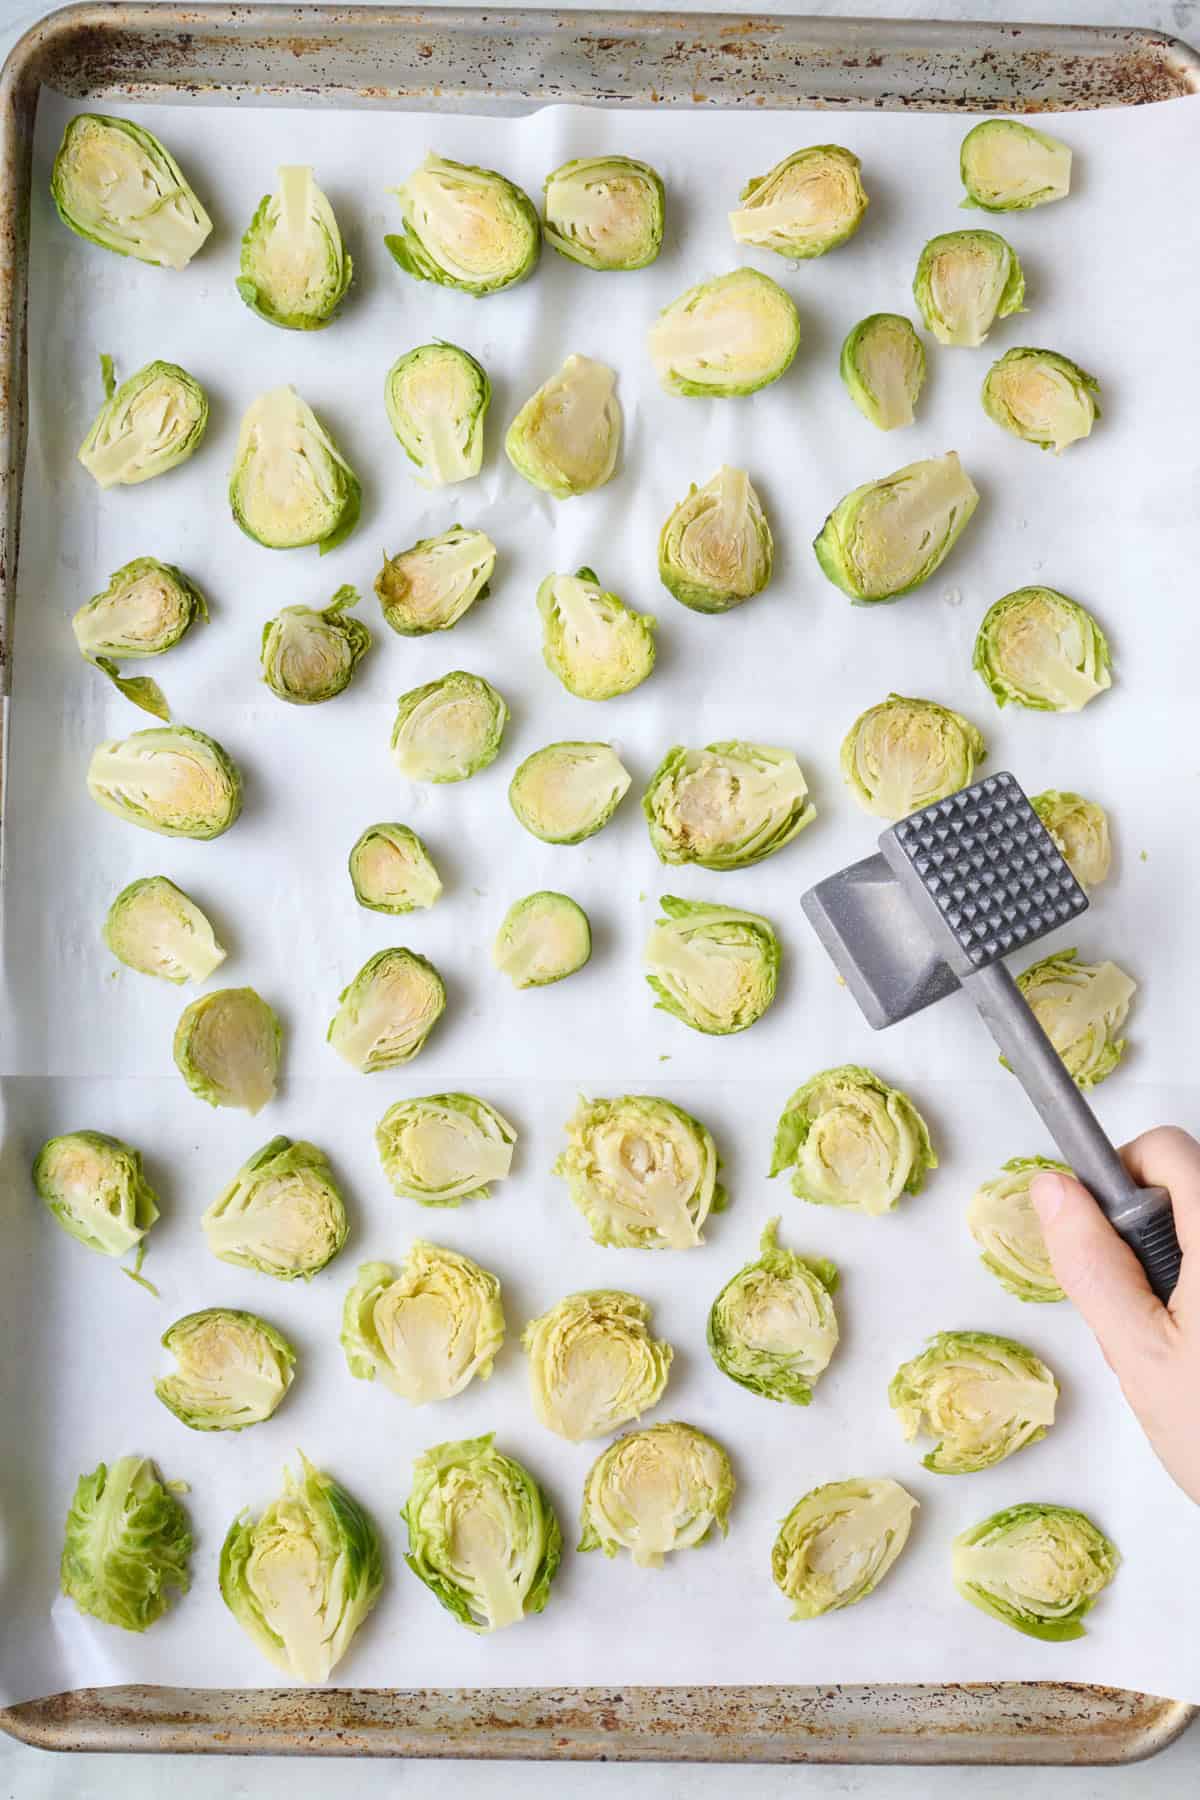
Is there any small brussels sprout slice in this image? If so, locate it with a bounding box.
[543,155,665,270]
[643,741,814,871]
[390,669,508,782]
[967,1156,1069,1304]
[645,895,779,1035]
[509,741,631,845]
[1014,950,1134,1089]
[349,823,443,913]
[237,164,352,331]
[770,1064,937,1216]
[260,584,370,704]
[841,693,986,820]
[493,891,591,989]
[960,119,1072,213]
[814,452,979,603]
[61,1455,192,1632]
[982,347,1099,453]
[658,466,773,614]
[555,1093,725,1251]
[51,113,211,269]
[79,357,208,489]
[403,1434,562,1632]
[74,556,208,718]
[523,1291,673,1441]
[772,1478,917,1620]
[537,567,656,701]
[341,1244,505,1403]
[579,1421,734,1568]
[974,587,1112,714]
[912,230,1024,349]
[103,875,226,984]
[328,947,446,1071]
[1031,791,1112,892]
[729,144,868,258]
[953,1503,1118,1641]
[229,385,361,553]
[649,267,800,398]
[173,987,282,1114]
[87,724,243,840]
[840,313,926,431]
[386,152,540,296]
[202,1137,349,1281]
[707,1218,839,1406]
[155,1307,296,1431]
[375,1093,516,1207]
[889,1329,1058,1474]
[221,1454,383,1681]
[33,1129,160,1257]
[375,527,496,636]
[384,344,490,486]
[506,354,621,498]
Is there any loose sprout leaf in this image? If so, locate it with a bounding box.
[375,528,496,635]
[953,1503,1118,1641]
[772,1478,917,1619]
[543,155,665,270]
[328,947,446,1071]
[391,669,507,781]
[644,894,779,1035]
[349,823,443,913]
[554,1093,726,1251]
[912,230,1025,348]
[523,1290,673,1441]
[707,1218,839,1406]
[104,875,226,984]
[87,724,243,840]
[173,986,282,1113]
[658,466,774,614]
[237,164,352,331]
[384,344,491,486]
[385,153,540,296]
[643,740,815,871]
[505,355,621,498]
[341,1245,505,1403]
[33,1129,160,1257]
[60,1456,192,1632]
[770,1064,937,1216]
[375,1093,517,1206]
[261,585,371,704]
[493,891,592,989]
[841,693,986,819]
[730,144,868,258]
[155,1307,296,1431]
[94,659,171,721]
[509,742,631,845]
[649,268,800,397]
[967,1156,1070,1303]
[974,587,1112,713]
[982,347,1099,453]
[813,452,979,603]
[578,1421,734,1568]
[1013,949,1135,1089]
[889,1329,1059,1474]
[960,120,1072,213]
[229,385,361,553]
[537,568,656,701]
[1031,791,1112,892]
[78,359,208,489]
[839,313,926,431]
[51,113,211,268]
[203,1137,349,1281]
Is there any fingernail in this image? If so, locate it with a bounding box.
[1030,1171,1066,1221]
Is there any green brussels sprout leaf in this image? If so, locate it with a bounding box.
[60,1455,192,1631]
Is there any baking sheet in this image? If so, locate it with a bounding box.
[2,86,1200,1710]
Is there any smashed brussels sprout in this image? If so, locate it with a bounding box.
[840,313,926,431]
[523,1290,673,1441]
[841,693,986,820]
[155,1307,295,1431]
[708,1218,839,1405]
[386,153,540,296]
[658,466,773,614]
[509,741,631,844]
[261,585,370,704]
[1014,950,1134,1089]
[649,267,800,397]
[375,527,496,636]
[982,347,1099,453]
[772,1478,918,1620]
[974,587,1111,714]
[349,823,443,913]
[237,165,352,330]
[384,344,490,486]
[87,724,242,840]
[814,452,979,602]
[729,143,867,258]
[174,986,281,1114]
[506,354,621,498]
[375,1093,516,1206]
[543,155,664,270]
[537,567,656,701]
[643,741,814,871]
[104,875,226,984]
[341,1244,505,1403]
[555,1093,725,1251]
[967,1156,1069,1304]
[961,120,1072,213]
[202,1137,349,1281]
[953,1503,1118,1641]
[890,1329,1058,1474]
[391,669,508,781]
[74,557,208,719]
[328,948,446,1072]
[770,1065,937,1216]
[1031,791,1112,892]
[230,386,360,553]
[79,357,207,489]
[913,230,1024,348]
[61,1455,191,1632]
[579,1421,734,1568]
[34,1129,160,1257]
[52,113,211,268]
[645,895,779,1035]
[493,891,591,988]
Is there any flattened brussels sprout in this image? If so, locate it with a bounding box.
[967,1156,1069,1304]
[52,113,211,269]
[61,1455,191,1633]
[386,153,540,296]
[87,725,243,840]
[579,1421,734,1568]
[509,741,631,845]
[840,314,926,431]
[974,588,1111,714]
[729,144,868,258]
[555,1093,725,1251]
[707,1218,839,1406]
[404,1434,562,1632]
[889,1329,1058,1474]
[229,386,361,553]
[814,452,979,603]
[260,585,370,704]
[74,557,208,719]
[770,1064,936,1216]
[174,986,282,1114]
[961,119,1072,213]
[375,527,496,636]
[649,267,800,398]
[953,1503,1118,1641]
[34,1129,160,1258]
[543,155,665,270]
[643,741,814,871]
[645,895,779,1035]
[506,355,621,498]
[155,1307,295,1431]
[341,1244,505,1403]
[237,165,352,331]
[1014,950,1134,1089]
[328,947,446,1072]
[202,1137,349,1281]
[982,347,1099,453]
[493,891,591,989]
[104,875,226,984]
[375,1093,516,1206]
[523,1291,673,1441]
[79,358,207,489]
[913,230,1024,349]
[841,694,986,820]
[1031,791,1112,892]
[772,1478,917,1619]
[537,567,656,701]
[349,823,443,913]
[658,466,773,614]
[384,344,490,486]
[391,669,508,782]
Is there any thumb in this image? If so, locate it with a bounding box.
[1031,1171,1170,1374]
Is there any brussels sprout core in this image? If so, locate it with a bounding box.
[772,1478,918,1619]
[982,348,1099,453]
[79,358,208,489]
[658,466,774,614]
[645,895,779,1035]
[814,452,979,602]
[509,741,631,844]
[33,1129,160,1257]
[375,528,496,635]
[729,144,868,258]
[649,267,800,397]
[202,1137,349,1281]
[537,568,656,701]
[384,344,491,486]
[61,1456,192,1632]
[229,385,361,552]
[913,230,1024,348]
[155,1307,296,1431]
[51,113,212,268]
[87,724,243,839]
[1031,791,1111,892]
[554,1093,725,1250]
[579,1421,734,1567]
[707,1219,839,1405]
[173,987,282,1113]
[643,741,814,871]
[238,165,352,331]
[341,1245,505,1403]
[104,875,226,984]
[960,120,1072,213]
[543,155,665,270]
[506,355,621,498]
[375,1093,517,1206]
[953,1504,1118,1641]
[974,588,1111,713]
[349,823,443,913]
[890,1329,1059,1473]
[1014,950,1134,1089]
[839,314,926,431]
[967,1156,1069,1303]
[391,669,508,781]
[841,693,986,820]
[386,153,540,296]
[328,947,446,1071]
[523,1291,673,1441]
[770,1064,937,1215]
[261,585,370,704]
[493,891,592,988]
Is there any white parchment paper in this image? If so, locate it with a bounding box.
[2,85,1199,1708]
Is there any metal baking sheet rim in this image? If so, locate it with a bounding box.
[0,3,1196,1765]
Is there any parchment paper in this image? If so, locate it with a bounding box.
[2,85,1199,1708]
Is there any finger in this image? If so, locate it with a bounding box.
[1121,1126,1200,1260]
[1030,1171,1172,1376]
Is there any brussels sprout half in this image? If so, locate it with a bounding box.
[375,528,496,636]
[523,1291,673,1441]
[960,120,1072,213]
[104,875,226,984]
[974,588,1112,714]
[33,1129,160,1258]
[493,891,591,989]
[261,585,371,704]
[51,113,211,269]
[1013,950,1135,1089]
[982,347,1099,453]
[386,153,540,296]
[840,314,926,431]
[391,669,508,781]
[841,693,987,820]
[202,1137,349,1281]
[912,230,1024,349]
[953,1503,1118,1641]
[60,1455,192,1632]
[643,741,815,871]
[74,557,208,720]
[155,1307,296,1431]
[772,1478,918,1620]
[509,742,631,845]
[537,568,656,701]
[967,1156,1069,1304]
[1031,791,1112,892]
[889,1329,1058,1474]
[555,1093,726,1251]
[707,1218,839,1406]
[237,165,352,331]
[384,344,490,486]
[229,386,361,553]
[506,354,621,498]
[375,1093,517,1206]
[173,986,282,1114]
[349,823,443,914]
[328,948,446,1072]
[79,357,208,489]
[658,466,774,614]
[87,724,243,840]
[543,155,665,270]
[729,144,868,258]
[814,452,979,603]
[579,1421,734,1568]
[770,1064,937,1216]
[341,1244,505,1403]
[645,895,779,1035]
[649,268,800,398]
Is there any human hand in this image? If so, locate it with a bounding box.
[1031,1127,1200,1506]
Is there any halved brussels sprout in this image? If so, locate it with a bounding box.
[840,314,926,431]
[953,1503,1118,1641]
[643,741,815,871]
[889,1329,1058,1474]
[543,155,665,270]
[173,986,282,1114]
[974,587,1112,714]
[1014,950,1135,1089]
[261,584,370,704]
[342,1244,505,1404]
[79,357,208,489]
[814,452,979,603]
[509,742,631,844]
[229,386,361,553]
[912,230,1024,349]
[404,1434,561,1632]
[961,120,1072,213]
[707,1218,839,1406]
[506,355,621,498]
[579,1421,734,1568]
[841,693,986,820]
[770,1064,937,1215]
[51,113,211,269]
[658,466,773,614]
[349,823,443,913]
[537,567,656,701]
[386,153,540,296]
[87,724,243,840]
[61,1455,192,1632]
[1031,791,1112,892]
[237,164,352,331]
[645,895,779,1035]
[649,268,800,398]
[384,344,490,486]
[104,875,226,984]
[221,1454,383,1681]
[729,144,868,258]
[772,1478,918,1619]
[967,1156,1069,1304]
[375,1093,517,1206]
[391,669,508,781]
[554,1093,726,1251]
[375,527,496,636]
[155,1307,295,1431]
[328,947,446,1071]
[493,891,592,989]
[523,1291,673,1441]
[202,1137,349,1281]
[33,1129,160,1257]
[982,347,1099,453]
[74,557,208,719]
